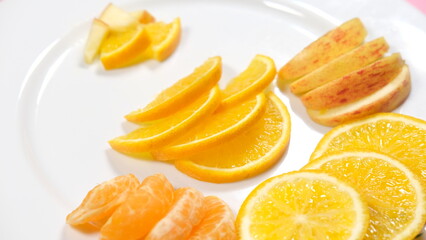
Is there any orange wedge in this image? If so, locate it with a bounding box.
[188,196,237,240]
[130,10,156,24]
[143,18,181,61]
[221,54,276,107]
[100,24,151,70]
[100,174,174,240]
[66,174,139,228]
[145,187,205,240]
[109,86,221,153]
[152,93,267,161]
[173,92,290,183]
[125,56,222,122]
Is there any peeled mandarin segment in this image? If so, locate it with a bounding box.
[303,151,426,240]
[100,24,151,70]
[300,53,404,110]
[100,174,174,240]
[151,93,267,161]
[290,37,389,95]
[306,65,411,126]
[145,187,205,240]
[188,196,237,240]
[221,54,276,107]
[125,56,222,122]
[109,86,221,153]
[130,10,155,24]
[174,92,291,183]
[310,113,426,187]
[66,174,139,227]
[278,18,367,82]
[236,171,369,240]
[143,18,181,61]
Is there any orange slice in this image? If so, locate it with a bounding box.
[145,187,205,240]
[125,56,222,122]
[99,24,151,70]
[109,86,221,153]
[173,92,290,183]
[304,151,426,240]
[100,174,174,240]
[66,174,139,228]
[310,113,426,186]
[143,18,181,61]
[130,10,156,24]
[221,54,276,107]
[188,196,237,240]
[236,171,369,240]
[152,93,267,161]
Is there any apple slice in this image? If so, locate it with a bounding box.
[306,65,411,126]
[278,18,367,83]
[84,18,109,64]
[301,53,404,110]
[290,37,389,95]
[130,10,156,24]
[99,3,138,31]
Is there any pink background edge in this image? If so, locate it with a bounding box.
[406,0,426,14]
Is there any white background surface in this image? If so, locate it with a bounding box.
[1,0,425,239]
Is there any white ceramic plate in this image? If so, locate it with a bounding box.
[1,0,425,239]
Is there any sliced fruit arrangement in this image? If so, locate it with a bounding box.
[67,174,237,240]
[83,3,181,70]
[236,112,426,239]
[278,18,411,126]
[110,55,289,182]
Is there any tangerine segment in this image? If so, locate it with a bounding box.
[145,187,205,240]
[152,93,267,161]
[221,54,276,107]
[174,92,290,183]
[100,174,174,240]
[187,196,237,240]
[310,113,426,186]
[143,18,181,61]
[236,171,369,240]
[303,151,426,240]
[100,24,151,70]
[278,18,367,82]
[109,86,221,153]
[125,56,222,122]
[66,174,139,228]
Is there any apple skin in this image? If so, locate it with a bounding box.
[306,65,411,127]
[290,37,389,95]
[278,18,367,83]
[84,18,109,64]
[301,53,404,110]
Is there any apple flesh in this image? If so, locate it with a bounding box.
[290,37,389,95]
[99,3,138,31]
[131,10,156,24]
[301,53,404,110]
[84,18,109,64]
[307,65,411,126]
[278,18,367,83]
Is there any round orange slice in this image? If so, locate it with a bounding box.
[66,174,139,228]
[152,93,267,161]
[145,187,205,240]
[187,196,237,240]
[143,17,181,61]
[109,86,221,153]
[125,56,222,122]
[100,174,174,240]
[100,24,151,70]
[221,54,276,107]
[172,92,290,183]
